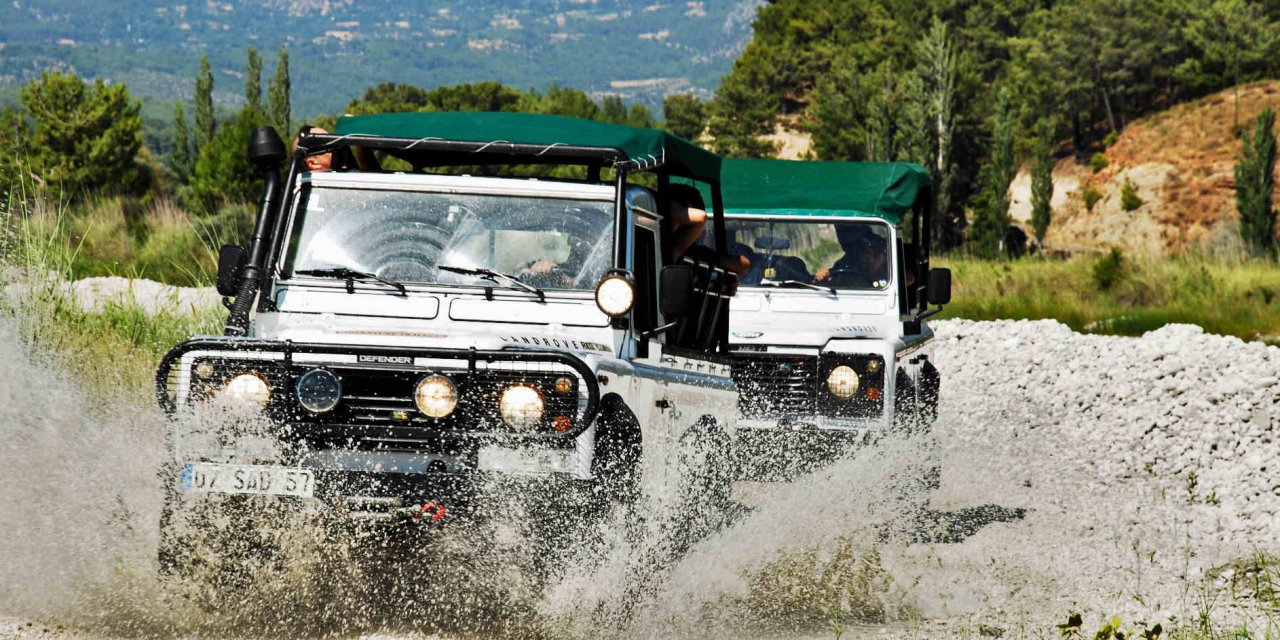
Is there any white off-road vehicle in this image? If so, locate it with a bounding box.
[700,159,951,478]
[155,112,740,536]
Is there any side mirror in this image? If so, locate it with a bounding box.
[216,245,248,297]
[927,268,951,305]
[660,264,694,318]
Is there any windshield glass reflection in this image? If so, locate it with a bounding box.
[282,186,615,291]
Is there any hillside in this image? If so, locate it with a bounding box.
[0,0,763,116]
[1010,82,1280,255]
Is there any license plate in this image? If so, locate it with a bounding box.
[179,463,315,498]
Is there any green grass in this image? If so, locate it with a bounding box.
[936,253,1280,344]
[1,188,221,399]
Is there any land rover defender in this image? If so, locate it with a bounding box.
[155,112,741,538]
[701,159,951,478]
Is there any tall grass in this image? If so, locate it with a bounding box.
[1,185,221,399]
[937,252,1280,343]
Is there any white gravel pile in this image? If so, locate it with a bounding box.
[902,318,1280,633]
[935,319,1280,542]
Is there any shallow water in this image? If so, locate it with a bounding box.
[1,316,1277,639]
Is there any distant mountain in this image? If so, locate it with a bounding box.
[0,0,763,116]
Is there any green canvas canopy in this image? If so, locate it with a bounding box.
[705,158,931,225]
[328,111,720,183]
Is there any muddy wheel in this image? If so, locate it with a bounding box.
[892,369,921,435]
[918,361,940,427]
[591,397,643,511]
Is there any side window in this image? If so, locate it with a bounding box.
[633,226,657,336]
[626,186,658,218]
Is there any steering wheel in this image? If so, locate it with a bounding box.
[823,268,874,288]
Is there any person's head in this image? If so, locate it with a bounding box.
[293,125,333,172]
[835,224,887,271]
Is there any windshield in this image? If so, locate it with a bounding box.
[282,186,615,291]
[708,219,893,291]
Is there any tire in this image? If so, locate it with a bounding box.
[891,369,920,436]
[591,397,643,511]
[918,361,940,427]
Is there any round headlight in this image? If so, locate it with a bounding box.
[827,365,860,399]
[415,375,458,418]
[595,275,635,317]
[220,373,271,407]
[296,369,342,413]
[499,385,545,429]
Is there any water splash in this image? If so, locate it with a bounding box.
[3,314,1278,638]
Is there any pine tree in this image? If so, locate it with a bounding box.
[0,107,31,189]
[1236,107,1277,255]
[662,94,705,141]
[1030,120,1054,244]
[170,101,193,182]
[19,71,144,196]
[707,62,777,158]
[919,15,958,250]
[967,87,1014,258]
[194,53,215,151]
[268,47,291,137]
[245,46,262,114]
[864,61,927,164]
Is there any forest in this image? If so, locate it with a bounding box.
[1,0,1278,284]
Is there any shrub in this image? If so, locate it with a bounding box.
[1102,131,1120,148]
[1120,178,1143,211]
[1092,247,1125,290]
[1083,186,1102,211]
[1089,152,1109,173]
[1237,107,1277,256]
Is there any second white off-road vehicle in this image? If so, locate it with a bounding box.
[700,159,951,478]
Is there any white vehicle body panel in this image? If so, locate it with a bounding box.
[167,171,737,493]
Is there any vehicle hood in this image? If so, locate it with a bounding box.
[253,309,615,357]
[728,290,898,347]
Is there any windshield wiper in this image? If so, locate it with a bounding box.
[759,279,837,295]
[294,267,407,296]
[438,265,545,301]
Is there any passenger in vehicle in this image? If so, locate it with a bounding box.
[814,224,889,288]
[669,184,751,276]
[293,125,334,172]
[293,125,379,172]
[668,183,709,260]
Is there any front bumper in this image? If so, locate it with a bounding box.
[731,417,886,481]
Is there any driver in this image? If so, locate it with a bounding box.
[520,238,594,288]
[814,224,889,288]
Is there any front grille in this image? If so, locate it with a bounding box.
[159,341,597,442]
[301,363,586,432]
[731,352,886,420]
[731,354,819,418]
